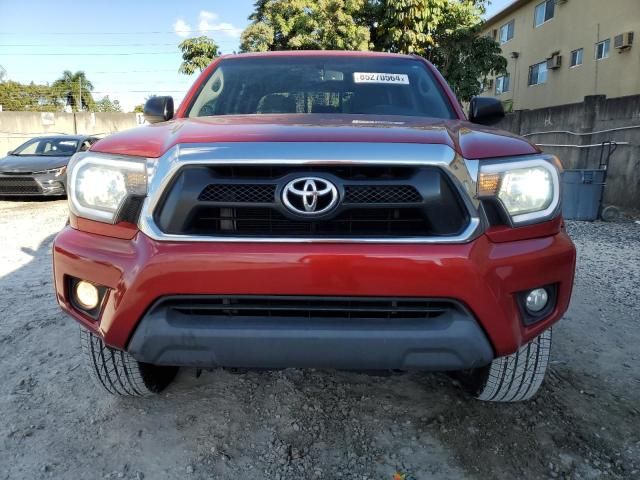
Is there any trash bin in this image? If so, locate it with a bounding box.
[562,169,606,221]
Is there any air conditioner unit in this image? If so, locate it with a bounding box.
[614,32,634,49]
[547,54,562,70]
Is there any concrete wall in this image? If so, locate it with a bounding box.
[2,103,638,210]
[494,95,640,210]
[481,0,640,110]
[0,111,144,156]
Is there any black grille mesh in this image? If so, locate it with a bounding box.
[0,177,41,194]
[344,185,421,204]
[199,184,276,203]
[190,207,430,237]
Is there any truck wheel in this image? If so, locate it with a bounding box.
[459,329,552,402]
[80,329,178,396]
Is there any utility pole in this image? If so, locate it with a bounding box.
[78,77,82,112]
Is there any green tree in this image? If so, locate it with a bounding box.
[377,0,445,54]
[0,80,59,111]
[178,36,220,74]
[355,0,383,48]
[420,0,506,101]
[51,70,95,112]
[248,0,271,22]
[93,95,122,112]
[375,0,506,101]
[240,0,370,52]
[240,22,275,52]
[239,0,506,102]
[132,103,145,113]
[429,25,506,101]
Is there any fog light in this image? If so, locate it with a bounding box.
[75,281,99,310]
[525,288,548,313]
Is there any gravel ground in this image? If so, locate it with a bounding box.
[0,198,639,480]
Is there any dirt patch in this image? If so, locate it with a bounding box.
[0,200,638,480]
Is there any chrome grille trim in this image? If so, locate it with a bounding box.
[138,142,483,243]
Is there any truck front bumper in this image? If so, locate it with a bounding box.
[53,226,575,369]
[126,295,493,370]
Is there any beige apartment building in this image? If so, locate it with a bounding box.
[480,0,640,110]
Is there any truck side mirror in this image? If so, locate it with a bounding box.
[144,96,174,124]
[468,97,505,126]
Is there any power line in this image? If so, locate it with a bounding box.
[7,69,179,74]
[0,28,242,35]
[0,91,187,98]
[4,51,181,56]
[1,43,180,47]
[0,95,186,100]
[1,82,192,89]
[0,40,238,47]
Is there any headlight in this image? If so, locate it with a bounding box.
[33,166,67,177]
[477,157,561,225]
[68,152,148,223]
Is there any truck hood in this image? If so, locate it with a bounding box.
[0,154,70,173]
[91,114,539,160]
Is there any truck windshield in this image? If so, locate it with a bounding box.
[186,56,456,119]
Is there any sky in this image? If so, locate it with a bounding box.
[0,0,255,111]
[0,0,513,112]
[484,0,513,18]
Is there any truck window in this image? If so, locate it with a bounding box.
[186,56,456,120]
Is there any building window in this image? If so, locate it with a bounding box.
[528,61,548,86]
[534,0,555,27]
[481,78,494,92]
[496,75,510,95]
[499,20,515,44]
[570,48,584,67]
[596,39,610,60]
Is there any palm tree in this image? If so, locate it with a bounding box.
[52,70,95,112]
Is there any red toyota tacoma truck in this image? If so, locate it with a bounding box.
[53,51,575,402]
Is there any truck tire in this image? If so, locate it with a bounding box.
[460,329,552,402]
[80,329,178,396]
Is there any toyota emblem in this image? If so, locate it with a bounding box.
[282,177,339,216]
